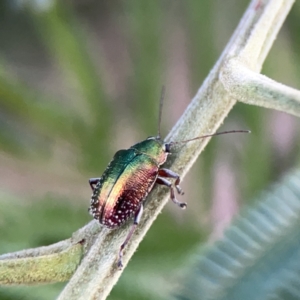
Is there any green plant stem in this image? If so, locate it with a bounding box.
[0,241,83,285]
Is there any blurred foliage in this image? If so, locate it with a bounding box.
[0,0,300,299]
[174,170,300,300]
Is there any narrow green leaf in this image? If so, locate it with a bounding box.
[175,169,300,300]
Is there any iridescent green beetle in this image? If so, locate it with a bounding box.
[88,89,248,268]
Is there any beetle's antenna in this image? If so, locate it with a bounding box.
[157,86,166,139]
[169,130,250,147]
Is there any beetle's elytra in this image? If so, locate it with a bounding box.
[88,89,249,269]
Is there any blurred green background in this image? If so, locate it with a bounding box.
[0,0,300,299]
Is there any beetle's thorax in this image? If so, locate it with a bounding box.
[130,136,168,166]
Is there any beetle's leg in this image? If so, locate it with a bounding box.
[89,178,101,191]
[156,177,187,209]
[118,204,144,269]
[158,168,184,195]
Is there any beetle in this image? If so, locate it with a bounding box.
[88,89,249,268]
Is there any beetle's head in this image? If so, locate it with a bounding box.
[131,136,168,165]
[147,135,172,153]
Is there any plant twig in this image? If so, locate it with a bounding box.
[0,240,70,260]
[0,241,83,285]
[221,59,300,116]
[220,0,299,115]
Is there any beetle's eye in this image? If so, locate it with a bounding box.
[164,143,171,153]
